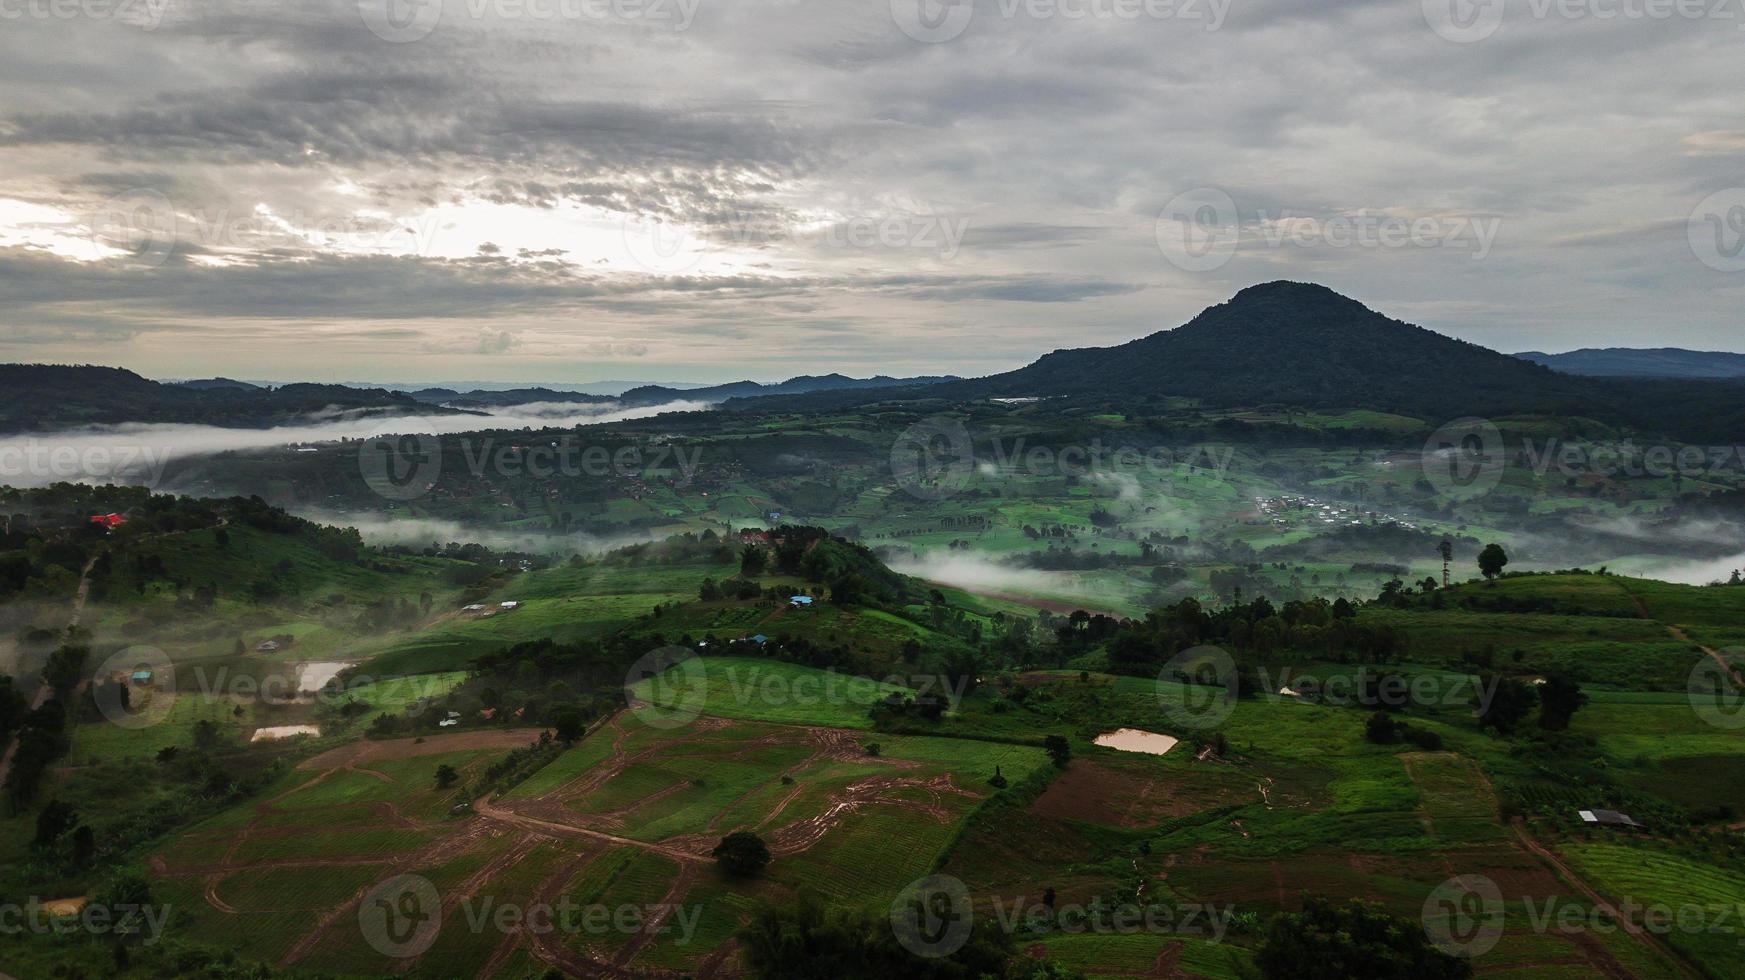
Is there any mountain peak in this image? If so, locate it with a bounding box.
[1225,280,1369,311]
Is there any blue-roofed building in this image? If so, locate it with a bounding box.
[130,669,153,685]
[789,595,813,606]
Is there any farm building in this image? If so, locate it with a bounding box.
[130,669,153,685]
[89,513,127,528]
[254,639,281,652]
[499,601,519,610]
[1578,809,1643,829]
[789,595,814,607]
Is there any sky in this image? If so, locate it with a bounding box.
[0,0,1741,384]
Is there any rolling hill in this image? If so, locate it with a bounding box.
[1516,347,1745,379]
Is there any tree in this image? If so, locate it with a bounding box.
[1477,543,1509,581]
[71,824,96,866]
[1364,712,1399,744]
[1257,897,1471,979]
[1536,675,1588,731]
[1044,734,1071,768]
[1474,676,1536,733]
[435,764,459,789]
[712,830,771,877]
[34,799,78,849]
[551,706,585,743]
[740,546,768,576]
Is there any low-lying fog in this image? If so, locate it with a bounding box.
[295,510,655,557]
[886,551,1116,609]
[0,399,708,488]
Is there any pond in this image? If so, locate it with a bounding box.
[1092,728,1179,755]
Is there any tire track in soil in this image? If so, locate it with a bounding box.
[1510,819,1694,979]
[478,845,603,979]
[393,832,540,976]
[612,861,699,968]
[276,822,512,967]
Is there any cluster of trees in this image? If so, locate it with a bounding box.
[1256,897,1471,979]
[1076,595,1398,674]
[737,890,1083,980]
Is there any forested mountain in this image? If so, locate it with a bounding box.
[732,282,1745,442]
[0,365,459,433]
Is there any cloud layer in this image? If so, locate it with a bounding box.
[1,0,1741,381]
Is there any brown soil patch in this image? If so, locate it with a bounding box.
[296,727,546,770]
[1029,759,1246,827]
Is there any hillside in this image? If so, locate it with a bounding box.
[0,365,460,433]
[1517,347,1745,378]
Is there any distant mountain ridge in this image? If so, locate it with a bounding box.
[0,365,456,433]
[729,281,1745,443]
[617,373,958,406]
[1515,348,1745,379]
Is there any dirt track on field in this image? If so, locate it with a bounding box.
[147,713,976,977]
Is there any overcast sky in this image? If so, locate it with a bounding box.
[0,0,1740,384]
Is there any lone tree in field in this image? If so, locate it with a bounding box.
[1536,675,1589,731]
[1044,734,1072,768]
[1477,543,1509,581]
[1474,676,1536,734]
[434,764,458,789]
[712,830,771,877]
